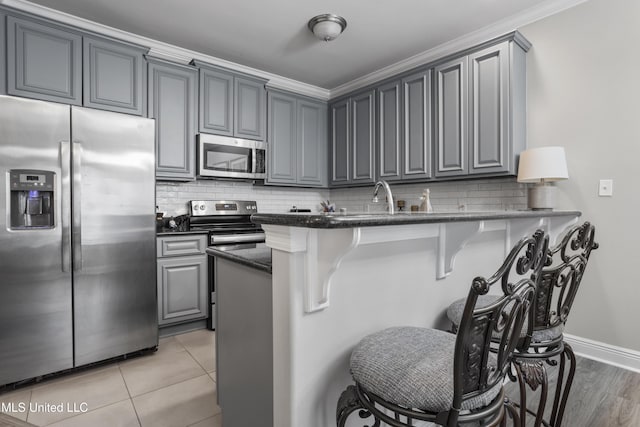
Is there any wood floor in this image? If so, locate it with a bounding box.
[504,354,640,427]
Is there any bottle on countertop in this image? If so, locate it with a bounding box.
[419,189,433,213]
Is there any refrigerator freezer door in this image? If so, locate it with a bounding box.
[0,96,73,385]
[71,106,158,366]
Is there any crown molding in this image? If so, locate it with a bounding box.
[0,0,331,100]
[329,0,589,99]
[1,0,586,101]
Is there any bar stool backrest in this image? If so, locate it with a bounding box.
[532,222,598,336]
[452,229,549,414]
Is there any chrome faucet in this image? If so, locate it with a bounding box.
[372,180,395,214]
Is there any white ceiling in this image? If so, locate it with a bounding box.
[17,0,580,90]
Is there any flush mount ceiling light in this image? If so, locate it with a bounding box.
[308,14,347,42]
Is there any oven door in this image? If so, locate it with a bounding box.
[198,134,266,179]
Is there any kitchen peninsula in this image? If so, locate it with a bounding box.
[225,210,581,427]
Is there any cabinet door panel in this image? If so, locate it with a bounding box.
[377,81,401,181]
[267,92,297,184]
[7,16,81,104]
[297,99,327,186]
[469,43,510,174]
[235,77,266,140]
[199,68,233,135]
[435,57,468,177]
[149,60,197,180]
[330,99,350,185]
[402,70,432,179]
[157,256,207,325]
[351,90,375,183]
[0,13,5,94]
[83,37,145,115]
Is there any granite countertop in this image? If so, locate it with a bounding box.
[156,229,209,236]
[251,210,582,229]
[206,243,272,274]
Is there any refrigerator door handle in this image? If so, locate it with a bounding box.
[72,141,83,271]
[60,141,72,273]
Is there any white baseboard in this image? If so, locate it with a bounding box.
[564,333,640,373]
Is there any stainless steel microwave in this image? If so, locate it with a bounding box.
[197,134,266,180]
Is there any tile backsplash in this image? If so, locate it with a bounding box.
[156,180,330,216]
[156,177,526,216]
[330,177,527,213]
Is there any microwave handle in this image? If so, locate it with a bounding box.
[252,148,257,175]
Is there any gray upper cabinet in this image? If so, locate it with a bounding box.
[435,37,528,178]
[330,89,375,186]
[148,58,198,181]
[195,62,266,141]
[351,89,376,184]
[267,90,327,187]
[435,56,468,177]
[83,36,147,115]
[330,99,350,186]
[0,12,6,95]
[402,70,432,180]
[6,16,82,105]
[297,98,327,186]
[199,67,233,136]
[267,91,297,184]
[469,42,522,175]
[377,80,401,181]
[235,76,266,141]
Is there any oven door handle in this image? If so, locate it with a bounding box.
[210,233,265,245]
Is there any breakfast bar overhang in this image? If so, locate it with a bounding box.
[250,210,580,427]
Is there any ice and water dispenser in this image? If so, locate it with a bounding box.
[9,169,55,229]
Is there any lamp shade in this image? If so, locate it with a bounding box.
[517,147,569,183]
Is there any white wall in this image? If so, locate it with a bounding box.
[520,0,640,351]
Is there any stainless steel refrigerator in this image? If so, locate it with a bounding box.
[0,95,157,386]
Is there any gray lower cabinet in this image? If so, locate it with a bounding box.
[0,12,5,95]
[148,58,198,181]
[194,61,266,141]
[157,235,208,326]
[435,38,528,178]
[83,36,147,115]
[267,90,327,187]
[377,72,432,182]
[6,15,82,105]
[330,89,375,186]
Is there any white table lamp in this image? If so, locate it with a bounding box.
[517,147,569,210]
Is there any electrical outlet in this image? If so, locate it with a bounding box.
[598,179,613,197]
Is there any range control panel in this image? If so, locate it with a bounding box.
[190,200,258,216]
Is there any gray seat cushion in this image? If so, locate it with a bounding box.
[446,296,564,343]
[350,326,501,413]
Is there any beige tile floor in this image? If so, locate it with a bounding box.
[0,329,221,427]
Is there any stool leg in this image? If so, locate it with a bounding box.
[549,343,576,427]
[514,359,548,427]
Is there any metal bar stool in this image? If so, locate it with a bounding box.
[336,230,549,427]
[445,222,598,426]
